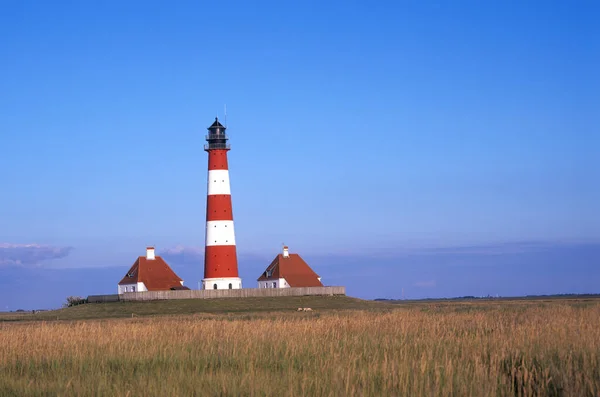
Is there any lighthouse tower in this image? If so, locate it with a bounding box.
[202,117,242,290]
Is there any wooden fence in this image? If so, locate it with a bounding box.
[87,294,120,303]
[88,286,345,303]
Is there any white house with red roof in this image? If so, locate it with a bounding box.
[118,247,187,294]
[257,246,323,288]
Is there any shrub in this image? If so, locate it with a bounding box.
[63,296,87,308]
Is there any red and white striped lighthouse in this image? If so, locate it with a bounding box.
[202,117,242,290]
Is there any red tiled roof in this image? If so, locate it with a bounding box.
[257,253,323,287]
[118,256,183,291]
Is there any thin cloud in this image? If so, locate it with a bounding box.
[414,280,436,288]
[0,243,73,267]
[159,245,270,267]
[159,245,204,265]
[407,241,581,256]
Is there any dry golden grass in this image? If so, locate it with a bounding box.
[1,303,599,396]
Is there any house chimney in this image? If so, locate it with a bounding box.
[283,246,289,258]
[146,246,155,260]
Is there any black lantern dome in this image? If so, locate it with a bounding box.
[204,117,230,151]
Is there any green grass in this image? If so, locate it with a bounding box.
[0,296,394,322]
[3,295,599,323]
[385,296,600,310]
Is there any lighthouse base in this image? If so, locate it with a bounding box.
[202,277,243,290]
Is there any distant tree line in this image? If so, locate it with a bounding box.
[375,293,600,302]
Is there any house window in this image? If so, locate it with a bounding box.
[213,284,218,289]
[228,283,232,289]
[132,286,135,292]
[272,282,277,288]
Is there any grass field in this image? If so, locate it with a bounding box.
[0,296,389,322]
[1,297,599,396]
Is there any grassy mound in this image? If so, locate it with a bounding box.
[0,295,394,322]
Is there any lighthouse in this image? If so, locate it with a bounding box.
[202,117,242,290]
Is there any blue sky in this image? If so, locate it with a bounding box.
[0,1,598,309]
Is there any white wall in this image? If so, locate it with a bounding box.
[118,282,147,294]
[258,278,289,289]
[202,277,242,290]
[205,221,236,246]
[207,170,231,195]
